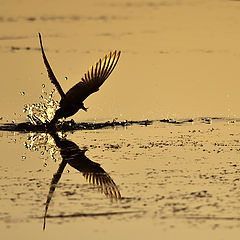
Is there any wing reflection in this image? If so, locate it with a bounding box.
[43,132,121,230]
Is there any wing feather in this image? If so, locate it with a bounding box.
[99,55,108,78]
[91,65,94,80]
[103,51,120,80]
[95,61,99,78]
[87,70,91,82]
[38,33,65,100]
[84,73,88,82]
[101,52,112,79]
[64,50,121,103]
[105,51,121,80]
[102,52,114,79]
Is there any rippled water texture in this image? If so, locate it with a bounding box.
[1,119,240,239]
[1,0,240,239]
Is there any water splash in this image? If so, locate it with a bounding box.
[23,132,63,162]
[22,85,59,125]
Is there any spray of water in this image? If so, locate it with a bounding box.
[21,85,68,163]
[22,84,60,125]
[24,132,60,163]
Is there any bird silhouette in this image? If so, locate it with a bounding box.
[43,132,121,230]
[38,33,121,130]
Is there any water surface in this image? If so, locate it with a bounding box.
[1,0,240,239]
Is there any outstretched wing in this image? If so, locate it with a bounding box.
[64,50,121,103]
[38,33,65,99]
[66,153,121,199]
[43,159,67,230]
[82,164,121,199]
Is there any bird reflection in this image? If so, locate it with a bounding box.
[43,132,121,230]
[38,33,121,131]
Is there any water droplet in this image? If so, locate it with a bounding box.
[39,95,43,99]
[43,162,47,167]
[21,156,26,159]
[65,76,68,80]
[12,120,15,123]
[42,84,45,88]
[20,91,25,96]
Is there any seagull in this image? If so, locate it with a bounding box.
[38,33,121,130]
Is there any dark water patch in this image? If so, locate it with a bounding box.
[97,32,133,38]
[110,1,184,8]
[26,17,36,22]
[10,46,40,52]
[0,118,196,133]
[0,15,128,23]
[39,15,128,22]
[37,210,142,219]
[158,50,169,54]
[190,49,215,54]
[1,117,239,133]
[0,35,29,41]
[175,215,240,221]
[0,122,45,132]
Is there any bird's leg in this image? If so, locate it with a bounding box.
[46,119,58,133]
[46,108,63,132]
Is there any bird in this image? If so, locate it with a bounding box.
[43,132,121,230]
[38,33,121,130]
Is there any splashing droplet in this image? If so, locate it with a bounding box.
[65,76,68,80]
[20,91,25,96]
[21,156,26,159]
[12,120,15,123]
[23,85,59,125]
[43,162,47,167]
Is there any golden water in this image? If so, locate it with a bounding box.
[1,0,240,239]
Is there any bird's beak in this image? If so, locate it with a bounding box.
[82,106,88,112]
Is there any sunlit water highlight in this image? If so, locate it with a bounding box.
[22,85,59,125]
[2,0,240,238]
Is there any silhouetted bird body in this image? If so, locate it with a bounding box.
[43,133,121,229]
[38,33,121,130]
